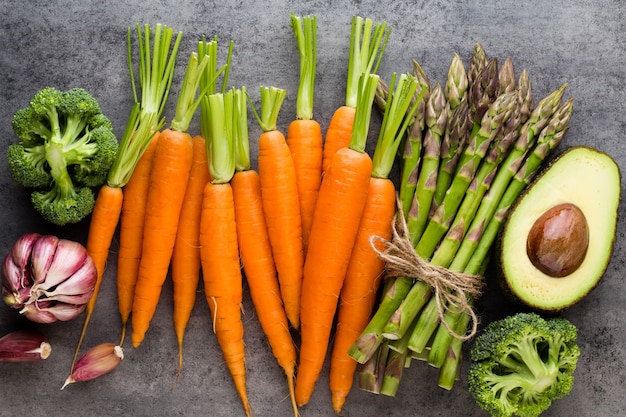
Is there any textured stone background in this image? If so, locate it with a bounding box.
[1,1,624,416]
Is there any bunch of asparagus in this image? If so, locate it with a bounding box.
[347,44,573,395]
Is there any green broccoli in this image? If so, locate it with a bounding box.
[8,87,118,225]
[467,312,580,417]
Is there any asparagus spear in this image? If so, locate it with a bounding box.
[437,312,470,390]
[432,54,471,211]
[432,100,471,209]
[406,83,447,245]
[517,69,533,124]
[468,58,500,129]
[380,347,408,396]
[444,53,469,110]
[359,340,390,394]
[498,56,516,94]
[467,44,488,91]
[398,60,431,216]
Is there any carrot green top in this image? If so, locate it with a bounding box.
[107,23,182,188]
[197,36,232,141]
[249,86,287,133]
[205,88,237,184]
[169,52,211,133]
[349,73,380,154]
[345,16,390,109]
[372,73,424,179]
[290,13,317,121]
[233,87,251,172]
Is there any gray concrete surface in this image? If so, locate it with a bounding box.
[1,0,624,416]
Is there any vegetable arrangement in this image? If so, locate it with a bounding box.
[1,12,622,417]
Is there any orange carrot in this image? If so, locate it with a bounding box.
[329,73,421,413]
[201,88,251,417]
[84,184,124,322]
[131,50,211,348]
[130,128,193,348]
[200,182,250,416]
[117,132,159,345]
[287,14,322,255]
[70,24,182,369]
[321,16,390,174]
[171,135,210,378]
[232,87,298,416]
[253,86,304,330]
[295,73,380,406]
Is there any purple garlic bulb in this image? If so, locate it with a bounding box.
[2,233,96,323]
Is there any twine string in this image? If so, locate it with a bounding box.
[370,205,484,341]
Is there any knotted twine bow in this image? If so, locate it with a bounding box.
[370,204,484,341]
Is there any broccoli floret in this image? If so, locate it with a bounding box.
[7,87,118,225]
[31,185,95,226]
[467,313,580,417]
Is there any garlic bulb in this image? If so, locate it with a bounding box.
[2,233,96,323]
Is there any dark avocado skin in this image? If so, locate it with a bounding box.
[495,146,621,313]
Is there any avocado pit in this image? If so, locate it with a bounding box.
[526,203,588,278]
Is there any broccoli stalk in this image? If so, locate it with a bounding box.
[8,87,118,225]
[468,313,580,417]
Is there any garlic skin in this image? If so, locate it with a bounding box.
[0,330,51,362]
[62,343,124,389]
[1,233,97,323]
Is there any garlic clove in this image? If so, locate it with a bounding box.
[44,257,96,298]
[9,233,39,288]
[29,235,59,285]
[39,239,90,290]
[2,251,29,297]
[0,330,51,362]
[20,300,86,323]
[62,343,124,389]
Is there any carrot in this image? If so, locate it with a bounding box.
[71,24,182,369]
[329,73,421,413]
[171,135,210,378]
[295,73,380,406]
[231,87,298,416]
[200,88,251,417]
[286,13,322,256]
[131,50,212,348]
[251,86,304,330]
[322,16,390,174]
[85,184,124,319]
[170,37,232,381]
[116,132,159,345]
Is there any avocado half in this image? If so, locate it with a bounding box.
[498,146,621,311]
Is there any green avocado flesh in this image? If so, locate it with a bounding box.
[499,146,621,311]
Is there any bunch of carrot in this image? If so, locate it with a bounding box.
[68,13,461,417]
